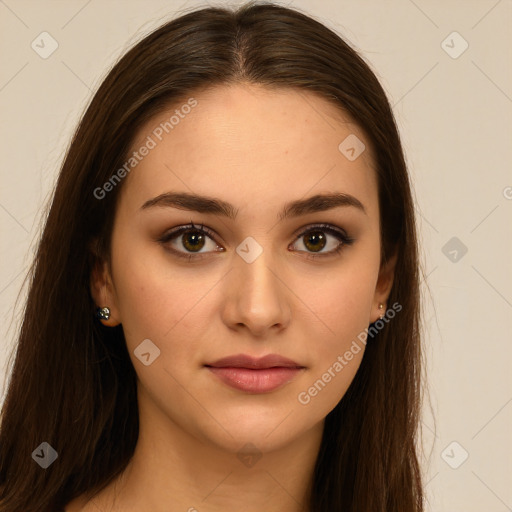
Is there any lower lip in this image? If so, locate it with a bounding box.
[206,366,303,393]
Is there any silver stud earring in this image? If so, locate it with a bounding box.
[378,303,385,320]
[96,306,111,321]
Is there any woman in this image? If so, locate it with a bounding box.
[0,2,424,511]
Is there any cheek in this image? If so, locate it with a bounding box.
[291,261,379,409]
[109,234,188,344]
[294,259,378,341]
[113,263,201,346]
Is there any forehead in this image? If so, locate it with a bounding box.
[119,83,378,219]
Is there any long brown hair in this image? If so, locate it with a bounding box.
[0,2,424,510]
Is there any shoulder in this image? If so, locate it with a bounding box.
[64,495,93,512]
[65,487,120,512]
[64,477,125,511]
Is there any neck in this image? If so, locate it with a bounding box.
[94,390,324,512]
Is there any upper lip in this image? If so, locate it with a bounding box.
[205,354,304,369]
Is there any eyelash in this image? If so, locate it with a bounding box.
[157,221,355,262]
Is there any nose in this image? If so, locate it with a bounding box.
[220,247,291,337]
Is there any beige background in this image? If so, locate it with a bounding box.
[1,0,511,510]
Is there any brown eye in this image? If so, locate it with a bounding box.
[290,224,354,259]
[158,222,354,262]
[181,230,207,252]
[157,223,223,260]
[302,231,327,253]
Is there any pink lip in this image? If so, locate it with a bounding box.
[205,354,305,393]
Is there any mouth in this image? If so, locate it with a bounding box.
[204,354,305,393]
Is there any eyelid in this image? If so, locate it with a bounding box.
[157,222,216,241]
[291,222,350,241]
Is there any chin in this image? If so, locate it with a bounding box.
[203,407,309,453]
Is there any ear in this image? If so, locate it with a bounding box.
[370,248,398,323]
[89,242,121,327]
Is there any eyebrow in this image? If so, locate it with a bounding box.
[140,191,366,220]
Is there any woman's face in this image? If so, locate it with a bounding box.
[92,83,394,453]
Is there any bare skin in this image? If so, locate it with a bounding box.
[67,83,396,512]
